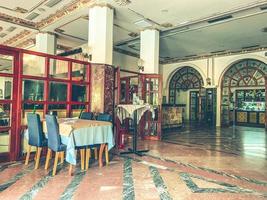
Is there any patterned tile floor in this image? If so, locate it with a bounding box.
[0,125,267,200]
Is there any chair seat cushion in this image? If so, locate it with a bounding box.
[30,138,48,147]
[57,144,67,152]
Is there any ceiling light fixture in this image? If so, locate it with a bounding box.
[113,0,131,6]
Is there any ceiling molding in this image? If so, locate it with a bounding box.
[36,0,94,29]
[16,38,35,48]
[161,47,267,65]
[2,30,32,46]
[89,2,114,10]
[114,47,139,58]
[0,0,48,14]
[0,12,37,29]
[0,0,94,31]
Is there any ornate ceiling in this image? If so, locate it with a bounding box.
[0,0,267,62]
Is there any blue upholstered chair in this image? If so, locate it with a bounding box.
[45,114,67,176]
[80,112,94,120]
[45,115,88,175]
[96,113,112,122]
[25,113,47,169]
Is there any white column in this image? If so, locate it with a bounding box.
[140,29,160,73]
[35,32,56,54]
[35,32,57,75]
[88,4,113,65]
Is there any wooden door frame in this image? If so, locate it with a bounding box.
[0,49,20,162]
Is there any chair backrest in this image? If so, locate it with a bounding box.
[45,114,61,152]
[97,113,112,122]
[27,113,44,147]
[80,112,93,120]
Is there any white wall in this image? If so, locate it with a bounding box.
[161,50,267,126]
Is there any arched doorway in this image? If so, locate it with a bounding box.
[221,59,267,127]
[169,66,205,122]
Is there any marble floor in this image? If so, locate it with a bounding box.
[0,125,267,200]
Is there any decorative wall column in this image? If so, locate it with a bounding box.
[88,4,113,65]
[88,4,115,114]
[140,29,160,74]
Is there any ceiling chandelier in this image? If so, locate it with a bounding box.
[113,0,131,6]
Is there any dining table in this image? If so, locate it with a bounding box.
[116,104,154,156]
[25,117,114,168]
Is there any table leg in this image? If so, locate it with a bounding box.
[120,110,149,156]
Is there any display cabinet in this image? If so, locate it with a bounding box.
[235,89,265,126]
[140,74,162,140]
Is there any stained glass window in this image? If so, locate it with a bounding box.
[169,66,204,104]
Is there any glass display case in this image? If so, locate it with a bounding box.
[238,101,265,111]
[235,89,265,126]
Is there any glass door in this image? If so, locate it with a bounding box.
[189,91,199,121]
[0,50,18,162]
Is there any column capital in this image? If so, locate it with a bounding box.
[89,2,114,10]
[140,27,160,32]
[37,31,57,37]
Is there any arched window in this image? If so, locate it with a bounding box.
[221,59,267,125]
[169,66,204,104]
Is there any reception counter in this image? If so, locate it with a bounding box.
[162,104,185,129]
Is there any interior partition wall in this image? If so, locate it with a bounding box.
[0,45,91,162]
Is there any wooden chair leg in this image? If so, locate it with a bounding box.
[52,152,59,176]
[25,145,31,165]
[98,144,105,167]
[105,144,109,165]
[60,152,64,164]
[34,147,42,169]
[69,164,73,176]
[45,148,52,170]
[80,149,85,170]
[94,147,98,160]
[85,148,91,170]
[34,149,38,161]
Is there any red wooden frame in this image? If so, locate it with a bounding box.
[0,45,92,162]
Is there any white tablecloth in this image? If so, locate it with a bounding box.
[116,104,154,123]
[24,118,114,165]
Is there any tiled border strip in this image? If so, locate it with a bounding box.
[19,163,67,200]
[146,153,267,186]
[122,158,135,200]
[0,162,35,192]
[59,171,87,200]
[119,154,267,198]
[149,166,173,200]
